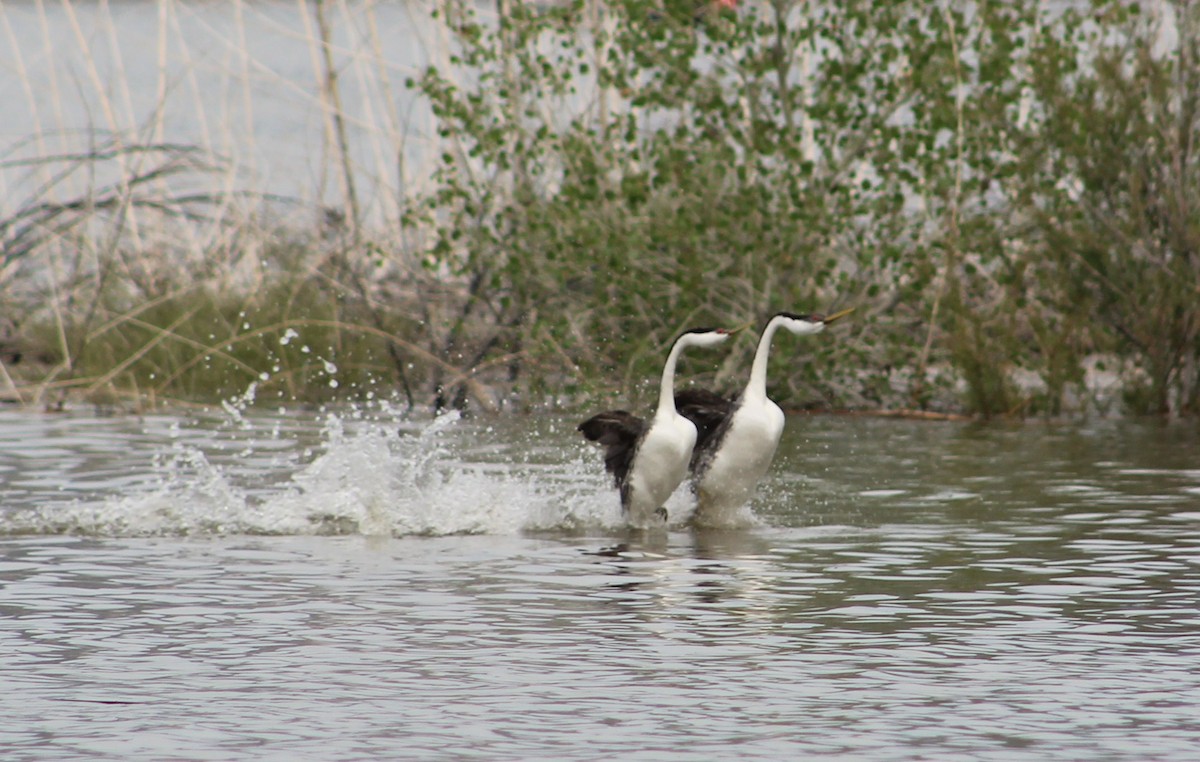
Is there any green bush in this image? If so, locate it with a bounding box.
[402,0,1199,417]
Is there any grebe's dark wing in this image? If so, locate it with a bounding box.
[578,410,645,488]
[676,388,743,473]
[675,388,734,452]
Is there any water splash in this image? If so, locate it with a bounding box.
[5,406,630,538]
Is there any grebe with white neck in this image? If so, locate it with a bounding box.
[578,327,733,528]
[676,309,852,527]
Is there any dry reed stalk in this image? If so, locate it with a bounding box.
[341,1,380,215]
[33,0,75,196]
[98,0,138,143]
[164,1,215,160]
[153,1,169,147]
[911,6,968,407]
[0,7,47,220]
[363,0,408,229]
[233,0,260,169]
[307,0,362,239]
[61,0,144,249]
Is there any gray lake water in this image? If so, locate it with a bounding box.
[1,406,1199,760]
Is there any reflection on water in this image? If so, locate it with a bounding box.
[1,407,1198,759]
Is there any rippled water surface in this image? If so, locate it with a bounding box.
[1,407,1199,760]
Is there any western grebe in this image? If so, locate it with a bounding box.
[579,327,733,528]
[676,309,852,527]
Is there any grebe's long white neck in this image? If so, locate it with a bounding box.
[746,317,784,403]
[656,338,685,416]
[745,313,829,403]
[657,329,730,416]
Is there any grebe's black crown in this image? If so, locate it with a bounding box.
[679,326,733,339]
[772,311,821,323]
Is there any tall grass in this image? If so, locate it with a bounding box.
[0,0,449,410]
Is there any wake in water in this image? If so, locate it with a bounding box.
[5,404,721,538]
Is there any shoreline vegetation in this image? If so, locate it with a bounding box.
[1,0,1197,418]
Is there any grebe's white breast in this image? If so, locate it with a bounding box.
[626,413,697,526]
[693,397,785,525]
